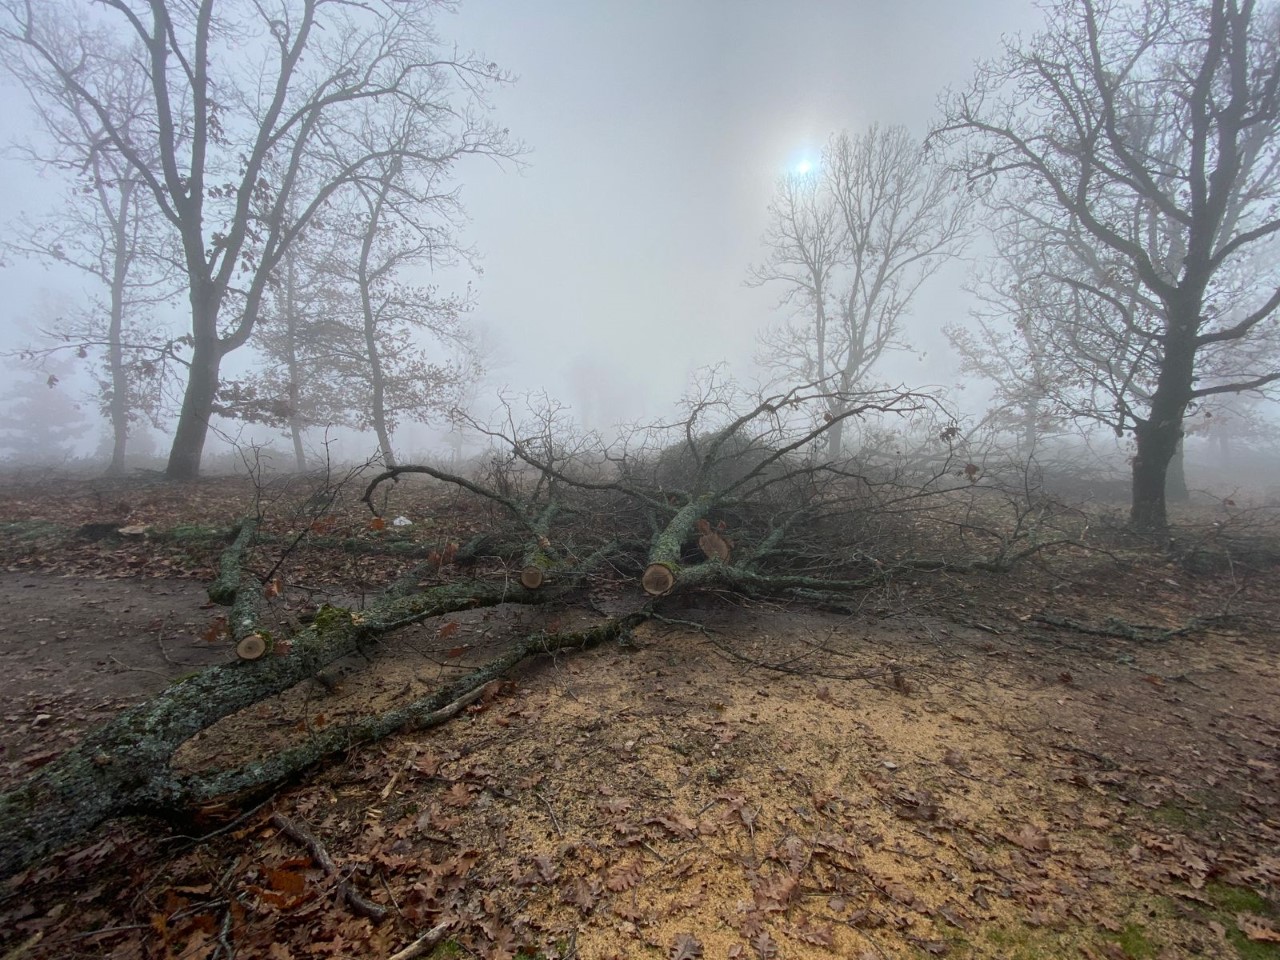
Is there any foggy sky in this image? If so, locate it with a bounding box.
[439,0,1045,427]
[0,0,1046,449]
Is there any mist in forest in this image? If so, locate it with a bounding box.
[0,0,1276,506]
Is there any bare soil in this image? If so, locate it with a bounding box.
[0,474,1277,960]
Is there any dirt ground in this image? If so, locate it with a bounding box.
[0,474,1277,960]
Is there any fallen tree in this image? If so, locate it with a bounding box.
[0,378,1089,878]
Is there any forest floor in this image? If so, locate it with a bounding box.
[0,471,1277,960]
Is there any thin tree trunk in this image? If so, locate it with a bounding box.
[357,182,396,468]
[104,179,135,476]
[283,248,307,472]
[1021,397,1039,456]
[1167,438,1189,502]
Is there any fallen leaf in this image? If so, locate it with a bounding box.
[669,932,703,959]
[1238,913,1280,943]
[606,859,645,892]
[442,783,471,808]
[1003,824,1051,852]
[265,868,305,895]
[751,930,779,958]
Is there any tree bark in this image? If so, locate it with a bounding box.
[284,246,308,472]
[1166,439,1189,503]
[104,178,136,477]
[0,579,562,880]
[1130,323,1196,531]
[166,295,222,481]
[359,178,397,468]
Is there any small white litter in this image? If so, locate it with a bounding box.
[392,516,413,527]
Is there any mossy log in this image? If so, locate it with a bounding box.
[0,579,562,880]
[519,504,561,590]
[642,497,713,595]
[207,516,258,605]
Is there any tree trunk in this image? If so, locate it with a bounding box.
[1166,439,1189,502]
[358,185,396,467]
[1130,319,1196,531]
[0,579,560,879]
[1020,397,1039,456]
[166,317,222,481]
[284,249,307,472]
[825,404,845,460]
[1131,424,1175,531]
[104,179,135,477]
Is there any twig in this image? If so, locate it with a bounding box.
[106,655,170,679]
[535,791,564,836]
[162,796,275,846]
[153,615,181,666]
[270,813,387,921]
[1,933,42,960]
[388,919,454,960]
[380,745,418,800]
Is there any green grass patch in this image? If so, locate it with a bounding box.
[424,942,464,959]
[0,520,65,541]
[1101,922,1158,959]
[979,924,1092,959]
[1204,883,1280,960]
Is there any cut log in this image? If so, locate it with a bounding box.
[642,562,675,596]
[207,517,258,605]
[0,578,564,879]
[520,566,545,590]
[235,633,269,660]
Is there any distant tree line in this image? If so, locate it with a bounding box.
[0,0,517,476]
[751,0,1280,530]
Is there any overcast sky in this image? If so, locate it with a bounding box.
[435,0,1046,428]
[0,0,1048,450]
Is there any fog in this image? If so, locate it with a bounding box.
[0,0,1275,498]
[438,0,1045,424]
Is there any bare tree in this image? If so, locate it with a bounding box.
[933,0,1280,529]
[1,26,179,474]
[0,0,516,479]
[331,106,479,467]
[249,107,481,468]
[750,125,970,457]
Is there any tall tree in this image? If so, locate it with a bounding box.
[1,0,515,479]
[946,226,1061,456]
[750,125,970,457]
[933,0,1280,529]
[250,104,481,468]
[2,26,177,474]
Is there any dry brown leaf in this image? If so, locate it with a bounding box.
[669,932,703,960]
[777,836,807,875]
[563,876,602,913]
[1238,913,1280,943]
[442,782,471,808]
[649,813,697,838]
[534,855,559,884]
[1004,824,1051,852]
[753,873,798,911]
[792,920,834,946]
[606,859,645,892]
[612,898,645,922]
[751,930,779,958]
